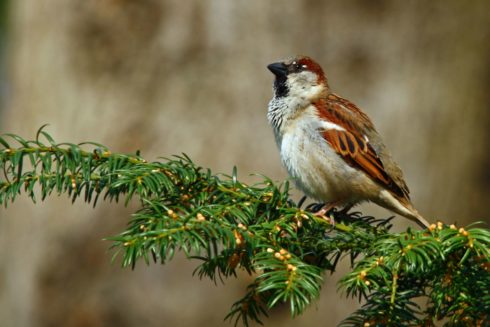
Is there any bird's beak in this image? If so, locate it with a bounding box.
[267,62,288,77]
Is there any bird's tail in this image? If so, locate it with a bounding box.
[402,206,431,229]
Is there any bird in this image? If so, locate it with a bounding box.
[266,55,430,229]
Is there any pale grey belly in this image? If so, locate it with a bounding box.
[279,130,378,204]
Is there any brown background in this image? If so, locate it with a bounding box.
[1,1,489,326]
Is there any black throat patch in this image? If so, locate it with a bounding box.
[274,75,288,98]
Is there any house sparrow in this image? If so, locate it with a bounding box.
[267,56,430,229]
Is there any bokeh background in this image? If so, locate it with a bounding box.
[0,1,489,326]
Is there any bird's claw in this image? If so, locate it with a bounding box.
[314,206,336,226]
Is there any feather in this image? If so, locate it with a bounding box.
[315,95,410,201]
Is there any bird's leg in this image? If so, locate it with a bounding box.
[313,202,340,225]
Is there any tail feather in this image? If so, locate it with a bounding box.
[401,208,431,229]
[377,190,431,229]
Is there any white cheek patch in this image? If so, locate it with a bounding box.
[286,71,322,100]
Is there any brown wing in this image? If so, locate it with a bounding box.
[322,128,407,199]
[315,95,410,200]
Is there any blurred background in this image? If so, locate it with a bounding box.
[0,1,489,326]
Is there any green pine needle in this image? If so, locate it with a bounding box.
[1,126,489,326]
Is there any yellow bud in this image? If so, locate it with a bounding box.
[196,213,206,221]
[450,224,457,230]
[267,248,274,253]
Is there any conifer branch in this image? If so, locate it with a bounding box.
[1,127,489,326]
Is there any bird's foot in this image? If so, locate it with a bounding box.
[313,203,338,225]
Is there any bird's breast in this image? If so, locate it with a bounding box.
[277,113,377,203]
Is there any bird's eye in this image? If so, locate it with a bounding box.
[291,61,302,72]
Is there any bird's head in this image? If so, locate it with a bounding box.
[267,56,329,101]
